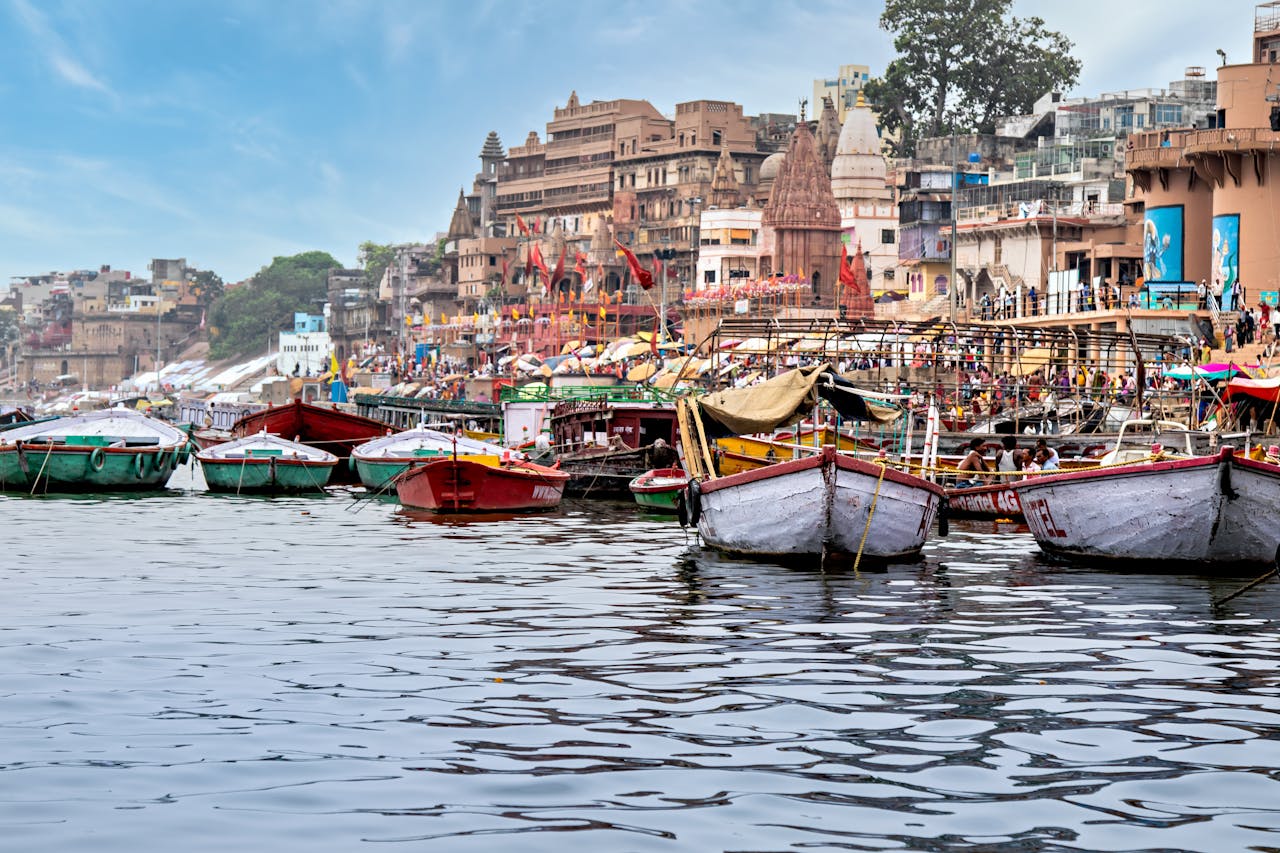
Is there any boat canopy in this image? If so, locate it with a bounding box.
[695,364,901,438]
[1223,375,1280,404]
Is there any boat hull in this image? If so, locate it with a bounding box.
[1013,448,1280,568]
[233,401,389,484]
[0,445,180,491]
[945,482,1024,521]
[395,459,568,513]
[200,458,336,493]
[695,446,943,561]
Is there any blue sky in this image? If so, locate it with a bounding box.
[0,0,1249,287]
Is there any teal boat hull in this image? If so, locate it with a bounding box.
[0,444,184,492]
[201,458,336,493]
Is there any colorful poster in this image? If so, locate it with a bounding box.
[1212,213,1240,310]
[1143,205,1184,282]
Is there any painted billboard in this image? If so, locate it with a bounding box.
[1212,213,1240,311]
[1143,205,1184,283]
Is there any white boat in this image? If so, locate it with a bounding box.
[680,365,943,563]
[691,445,942,561]
[196,431,339,493]
[349,422,517,489]
[1013,444,1280,568]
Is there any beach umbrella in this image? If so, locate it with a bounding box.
[626,363,657,382]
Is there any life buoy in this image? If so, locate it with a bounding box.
[152,449,170,473]
[15,442,29,475]
[687,478,702,526]
[89,447,106,472]
[133,452,147,479]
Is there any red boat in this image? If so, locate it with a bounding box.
[232,399,389,484]
[395,457,569,512]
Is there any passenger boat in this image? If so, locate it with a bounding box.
[196,431,339,493]
[628,467,690,513]
[0,407,190,492]
[231,399,389,484]
[394,457,569,513]
[350,422,517,490]
[679,365,942,563]
[1012,421,1280,567]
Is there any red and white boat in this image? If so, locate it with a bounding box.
[1013,446,1280,568]
[395,457,569,513]
[692,445,943,562]
[682,365,941,562]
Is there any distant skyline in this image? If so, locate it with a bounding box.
[0,0,1253,288]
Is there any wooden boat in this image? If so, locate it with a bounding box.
[196,431,339,493]
[395,456,569,513]
[690,446,942,562]
[628,467,690,513]
[0,407,190,492]
[351,423,517,490]
[679,365,943,563]
[231,399,389,484]
[1013,445,1280,568]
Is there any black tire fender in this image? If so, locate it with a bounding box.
[687,478,702,526]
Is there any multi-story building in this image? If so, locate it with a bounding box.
[326,268,386,361]
[1125,2,1280,308]
[813,64,871,124]
[613,99,766,288]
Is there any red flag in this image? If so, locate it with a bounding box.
[573,252,587,278]
[614,239,654,290]
[530,243,550,281]
[839,242,856,289]
[532,217,542,235]
[501,258,510,286]
[653,256,664,285]
[549,244,566,292]
[524,247,534,283]
[515,214,530,236]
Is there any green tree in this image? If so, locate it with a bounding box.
[358,241,396,289]
[208,250,340,359]
[864,0,1081,156]
[189,269,224,305]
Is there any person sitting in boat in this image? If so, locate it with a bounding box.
[1033,439,1060,471]
[955,437,990,487]
[994,435,1024,479]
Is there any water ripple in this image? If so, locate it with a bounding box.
[0,494,1277,851]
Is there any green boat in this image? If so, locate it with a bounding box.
[351,423,513,491]
[628,467,690,513]
[0,407,191,492]
[196,431,338,494]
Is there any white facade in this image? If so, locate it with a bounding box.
[696,208,763,289]
[277,331,332,377]
[830,100,899,295]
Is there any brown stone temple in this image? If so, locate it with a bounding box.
[761,119,843,304]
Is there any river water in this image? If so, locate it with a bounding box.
[2,466,1279,852]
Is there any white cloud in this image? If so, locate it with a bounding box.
[9,0,116,100]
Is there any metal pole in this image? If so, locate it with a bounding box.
[949,131,958,323]
[155,282,162,393]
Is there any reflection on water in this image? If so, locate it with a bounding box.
[1,493,1278,852]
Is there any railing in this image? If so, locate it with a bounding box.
[354,394,500,418]
[500,384,677,404]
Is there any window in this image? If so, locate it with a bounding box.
[881,229,895,244]
[712,130,722,146]
[705,270,716,284]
